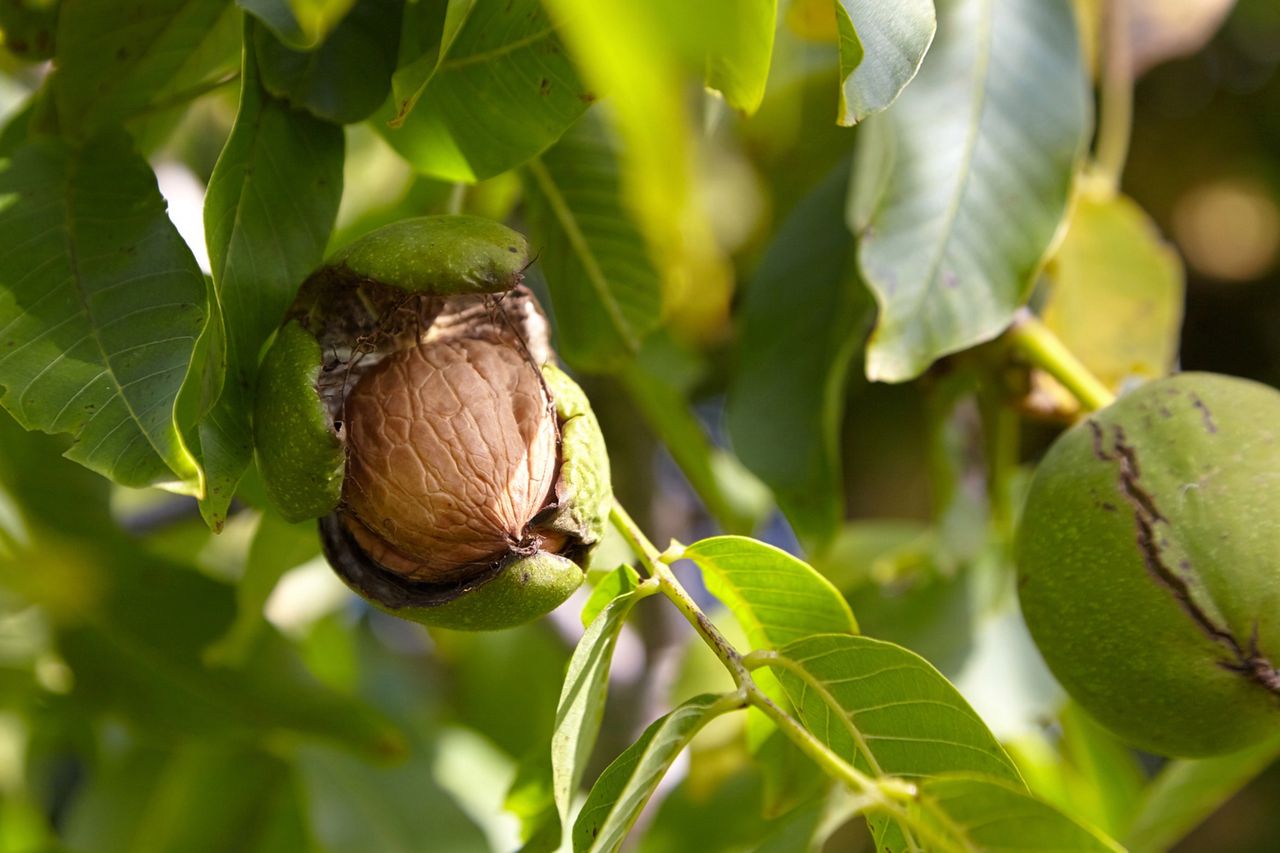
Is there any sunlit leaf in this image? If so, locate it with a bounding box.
[768,632,1022,848]
[684,537,857,650]
[580,563,639,629]
[698,0,777,114]
[0,132,205,494]
[199,30,343,526]
[523,110,662,371]
[53,0,230,136]
[852,0,1090,382]
[835,0,936,125]
[572,694,737,852]
[541,0,731,342]
[728,162,872,549]
[552,568,650,843]
[905,774,1124,852]
[1041,187,1183,395]
[377,0,591,182]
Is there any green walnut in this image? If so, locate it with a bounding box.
[1017,372,1280,756]
[254,215,611,631]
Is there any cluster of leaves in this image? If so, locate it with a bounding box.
[0,0,1275,851]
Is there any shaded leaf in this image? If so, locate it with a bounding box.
[377,0,591,182]
[297,741,491,853]
[0,132,205,494]
[53,0,230,135]
[388,0,476,126]
[125,5,244,153]
[728,161,872,549]
[619,338,771,536]
[523,110,662,371]
[572,694,737,853]
[553,568,650,842]
[63,742,309,853]
[852,0,1090,382]
[199,31,343,526]
[203,508,320,666]
[835,0,936,125]
[1125,735,1280,853]
[1041,187,1183,395]
[254,0,401,123]
[238,0,354,49]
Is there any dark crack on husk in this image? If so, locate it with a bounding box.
[1087,419,1280,696]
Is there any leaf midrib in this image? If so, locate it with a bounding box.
[914,0,995,319]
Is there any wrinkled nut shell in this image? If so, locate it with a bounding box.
[341,336,559,582]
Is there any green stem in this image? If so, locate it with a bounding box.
[1095,0,1134,190]
[1006,310,1116,412]
[608,501,662,578]
[609,499,956,849]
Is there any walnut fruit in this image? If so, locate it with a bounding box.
[254,216,611,630]
[1016,372,1280,756]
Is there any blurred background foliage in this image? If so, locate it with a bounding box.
[0,0,1277,850]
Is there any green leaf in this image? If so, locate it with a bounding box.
[1041,187,1183,396]
[852,0,1090,382]
[254,0,401,123]
[541,0,731,335]
[767,633,1041,850]
[125,5,244,154]
[376,0,592,182]
[619,338,771,536]
[1124,735,1280,853]
[53,0,231,136]
[238,0,355,49]
[523,110,662,371]
[835,0,936,125]
[727,161,873,549]
[684,537,857,649]
[63,742,309,853]
[699,0,777,114]
[906,774,1124,852]
[203,508,320,666]
[388,0,476,127]
[771,634,1019,783]
[572,693,738,853]
[553,568,650,843]
[296,741,491,853]
[199,31,343,526]
[0,131,205,494]
[580,563,639,629]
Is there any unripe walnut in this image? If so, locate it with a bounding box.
[1017,372,1280,756]
[341,336,559,582]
